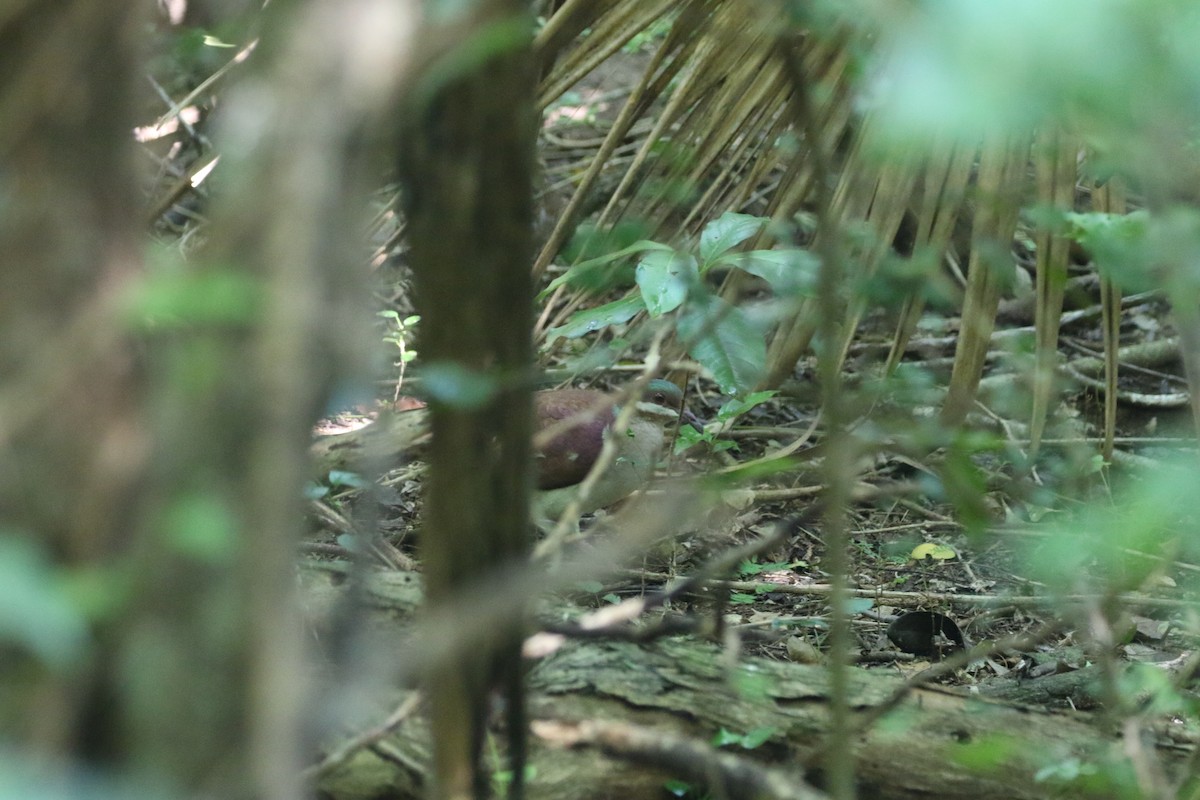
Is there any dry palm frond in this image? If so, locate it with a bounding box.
[761,113,924,386]
[533,0,710,283]
[1029,129,1080,452]
[533,0,1147,442]
[1092,178,1127,461]
[942,133,1031,426]
[536,0,678,106]
[884,136,974,374]
[829,118,924,369]
[533,0,861,342]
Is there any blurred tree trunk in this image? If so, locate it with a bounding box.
[0,0,151,758]
[0,2,413,797]
[0,7,146,561]
[398,2,538,798]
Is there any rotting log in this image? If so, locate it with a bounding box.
[300,562,1187,800]
[310,409,429,476]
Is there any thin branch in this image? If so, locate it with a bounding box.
[302,692,423,782]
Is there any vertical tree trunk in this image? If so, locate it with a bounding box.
[0,2,415,797]
[398,2,538,797]
[0,0,149,759]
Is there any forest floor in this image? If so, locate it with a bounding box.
[324,45,1200,711]
[144,29,1200,728]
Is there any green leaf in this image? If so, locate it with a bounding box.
[675,425,711,451]
[0,535,88,668]
[739,727,776,749]
[726,249,820,295]
[699,212,767,264]
[730,668,772,701]
[419,362,499,409]
[163,491,237,563]
[539,240,671,300]
[636,250,697,316]
[846,597,876,614]
[560,220,655,260]
[678,297,766,395]
[715,390,777,422]
[336,534,363,552]
[717,456,801,484]
[1119,663,1186,716]
[729,592,758,604]
[546,295,646,341]
[663,779,692,797]
[1035,756,1098,784]
[711,728,742,747]
[492,765,537,793]
[126,265,262,329]
[953,735,1021,771]
[737,559,793,576]
[936,443,991,533]
[1063,209,1151,291]
[0,753,139,800]
[60,564,133,624]
[327,470,368,489]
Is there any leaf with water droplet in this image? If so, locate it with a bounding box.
[546,295,646,341]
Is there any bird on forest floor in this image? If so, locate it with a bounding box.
[532,379,703,535]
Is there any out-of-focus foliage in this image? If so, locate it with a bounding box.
[1024,456,1200,596]
[0,535,88,669]
[873,0,1200,145]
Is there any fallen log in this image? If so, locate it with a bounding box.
[300,562,1188,800]
[310,409,428,476]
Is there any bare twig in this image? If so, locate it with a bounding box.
[302,692,423,781]
[532,718,828,800]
